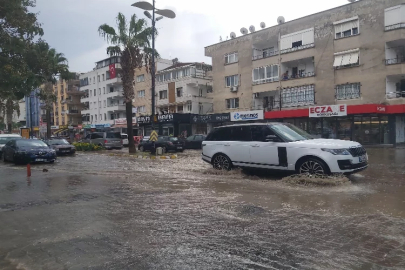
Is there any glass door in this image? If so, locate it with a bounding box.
[353,116,363,143]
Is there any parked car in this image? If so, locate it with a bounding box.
[202,123,368,175]
[2,139,57,164]
[138,136,184,153]
[121,133,129,147]
[184,134,206,149]
[82,132,123,149]
[0,134,22,158]
[44,138,76,155]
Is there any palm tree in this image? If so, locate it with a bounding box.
[33,41,70,138]
[99,13,156,153]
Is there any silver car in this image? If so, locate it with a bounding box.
[0,134,22,157]
[83,132,123,149]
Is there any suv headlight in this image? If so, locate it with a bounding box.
[321,148,351,155]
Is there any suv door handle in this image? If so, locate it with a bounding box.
[224,144,231,146]
[251,145,260,147]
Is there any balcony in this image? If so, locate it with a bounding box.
[106,76,122,86]
[107,104,125,112]
[106,89,124,99]
[386,75,405,99]
[385,5,405,31]
[66,86,85,96]
[252,39,279,61]
[252,92,280,111]
[67,110,80,116]
[385,40,405,65]
[280,84,315,108]
[280,43,315,55]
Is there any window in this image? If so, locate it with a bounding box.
[334,17,359,39]
[385,5,405,31]
[252,65,279,85]
[206,127,231,141]
[136,74,145,82]
[110,114,115,120]
[110,87,114,93]
[225,52,238,64]
[199,104,204,114]
[229,126,251,141]
[104,113,106,120]
[94,89,96,96]
[159,90,168,99]
[225,75,239,87]
[98,101,101,108]
[103,100,106,107]
[102,74,105,81]
[176,87,183,97]
[333,49,360,69]
[336,83,361,100]
[280,28,314,53]
[95,115,97,121]
[138,90,145,98]
[177,105,183,112]
[97,75,100,82]
[103,87,105,94]
[281,85,315,108]
[100,114,102,120]
[138,106,145,113]
[251,126,276,142]
[226,98,239,109]
[93,77,95,84]
[98,88,101,95]
[89,78,91,84]
[186,102,192,112]
[91,115,93,122]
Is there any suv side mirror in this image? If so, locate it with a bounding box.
[265,135,279,142]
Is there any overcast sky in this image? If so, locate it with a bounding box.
[33,0,349,73]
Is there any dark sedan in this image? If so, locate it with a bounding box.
[2,139,57,164]
[44,138,76,155]
[184,134,206,149]
[138,136,184,153]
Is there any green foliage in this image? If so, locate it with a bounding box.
[72,142,104,152]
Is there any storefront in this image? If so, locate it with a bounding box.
[136,113,194,137]
[191,113,231,134]
[112,117,138,135]
[264,104,405,146]
[230,110,264,122]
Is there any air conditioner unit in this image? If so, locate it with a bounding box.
[230,86,238,92]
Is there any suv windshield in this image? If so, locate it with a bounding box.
[48,139,69,145]
[106,132,121,139]
[270,123,313,142]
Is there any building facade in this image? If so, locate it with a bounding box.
[204,0,405,145]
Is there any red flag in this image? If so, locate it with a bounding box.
[109,64,116,79]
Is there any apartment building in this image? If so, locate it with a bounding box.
[53,74,84,131]
[204,0,405,145]
[132,58,172,117]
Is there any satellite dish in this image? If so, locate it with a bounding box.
[277,16,285,25]
[240,27,248,35]
[249,25,256,33]
[230,32,236,39]
[260,22,266,29]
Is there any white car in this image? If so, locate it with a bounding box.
[202,123,368,175]
[121,133,129,147]
[0,134,22,157]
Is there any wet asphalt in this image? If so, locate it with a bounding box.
[0,148,405,269]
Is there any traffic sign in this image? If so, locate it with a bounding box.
[150,130,158,142]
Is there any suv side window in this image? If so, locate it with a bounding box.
[206,127,231,141]
[85,134,91,139]
[229,126,251,141]
[251,126,276,141]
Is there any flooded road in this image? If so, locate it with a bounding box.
[0,148,404,269]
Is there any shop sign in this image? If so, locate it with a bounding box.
[158,114,174,123]
[137,116,151,124]
[60,125,68,129]
[95,123,111,128]
[309,105,347,118]
[192,113,231,123]
[68,126,74,129]
[231,110,264,122]
[114,117,136,125]
[51,125,59,130]
[83,124,92,129]
[77,124,83,129]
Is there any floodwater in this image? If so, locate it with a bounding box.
[0,148,404,269]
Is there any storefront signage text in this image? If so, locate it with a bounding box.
[309,105,347,118]
[158,114,174,122]
[115,117,136,125]
[231,110,264,122]
[192,113,230,123]
[137,116,151,124]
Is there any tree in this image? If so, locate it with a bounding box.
[98,13,156,153]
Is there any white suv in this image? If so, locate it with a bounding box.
[202,123,368,175]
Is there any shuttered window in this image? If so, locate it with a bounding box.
[333,49,360,69]
[334,17,359,39]
[280,28,314,52]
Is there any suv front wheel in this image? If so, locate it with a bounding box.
[296,157,329,176]
[212,154,232,171]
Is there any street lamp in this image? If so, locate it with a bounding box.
[132,1,175,134]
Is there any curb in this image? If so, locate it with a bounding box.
[107,153,178,160]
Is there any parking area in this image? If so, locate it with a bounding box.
[0,148,405,269]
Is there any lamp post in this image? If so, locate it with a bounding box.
[131,1,175,134]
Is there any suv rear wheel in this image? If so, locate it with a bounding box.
[297,157,328,176]
[212,154,232,171]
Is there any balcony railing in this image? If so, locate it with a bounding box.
[386,91,405,99]
[252,77,279,86]
[252,50,279,60]
[385,23,405,32]
[67,110,80,114]
[281,71,315,81]
[385,57,405,65]
[280,43,315,54]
